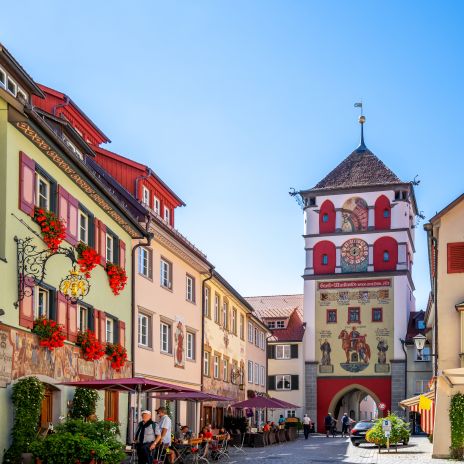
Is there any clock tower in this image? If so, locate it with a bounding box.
[298,116,417,431]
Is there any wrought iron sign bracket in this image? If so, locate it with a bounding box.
[14,236,78,307]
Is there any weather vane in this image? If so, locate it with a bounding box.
[354,101,366,149]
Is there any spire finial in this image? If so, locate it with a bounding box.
[354,101,367,151]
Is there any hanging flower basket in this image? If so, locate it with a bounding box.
[77,329,105,361]
[34,207,67,252]
[76,242,100,278]
[105,343,127,371]
[106,263,127,295]
[32,317,66,350]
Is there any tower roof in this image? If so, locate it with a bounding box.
[310,147,403,192]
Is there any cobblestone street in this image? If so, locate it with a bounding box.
[228,436,448,464]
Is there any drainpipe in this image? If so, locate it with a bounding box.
[52,95,70,116]
[201,268,214,391]
[400,338,408,400]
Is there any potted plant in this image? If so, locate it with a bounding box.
[366,413,410,448]
[34,207,66,252]
[77,329,105,361]
[105,263,127,295]
[105,343,127,371]
[32,317,66,351]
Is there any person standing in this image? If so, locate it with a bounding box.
[341,413,350,437]
[134,410,159,464]
[152,407,173,463]
[324,413,334,437]
[302,414,312,439]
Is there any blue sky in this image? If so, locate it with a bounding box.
[2,1,463,309]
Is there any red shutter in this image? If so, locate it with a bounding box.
[19,151,36,216]
[67,194,79,246]
[67,302,78,342]
[99,222,107,266]
[19,277,35,329]
[56,292,68,336]
[99,311,107,343]
[447,242,464,273]
[119,321,126,348]
[119,241,126,270]
[58,185,69,225]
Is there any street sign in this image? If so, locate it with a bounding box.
[382,419,392,431]
[378,402,386,411]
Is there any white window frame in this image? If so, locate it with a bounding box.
[203,287,210,316]
[160,322,172,354]
[213,355,220,379]
[222,301,228,329]
[248,322,253,343]
[186,332,195,360]
[0,67,5,89]
[78,210,89,244]
[142,186,150,206]
[160,258,172,289]
[260,365,265,386]
[254,327,259,346]
[276,320,285,329]
[186,274,195,302]
[275,344,291,360]
[240,314,245,339]
[254,362,259,384]
[34,287,49,319]
[106,318,114,343]
[203,352,210,376]
[214,294,220,323]
[36,173,50,210]
[106,234,114,263]
[77,305,88,332]
[138,313,150,347]
[276,374,291,391]
[164,206,170,224]
[6,76,17,96]
[267,321,276,329]
[231,309,237,334]
[138,247,150,278]
[223,359,228,381]
[248,360,253,384]
[153,196,160,215]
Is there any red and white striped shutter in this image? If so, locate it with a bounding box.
[99,311,107,343]
[99,222,107,266]
[67,194,79,245]
[119,321,126,347]
[119,241,126,270]
[19,278,35,329]
[19,151,36,216]
[56,292,68,336]
[58,185,69,225]
[67,302,78,342]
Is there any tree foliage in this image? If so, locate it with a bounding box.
[365,413,410,446]
[450,393,464,459]
[69,388,100,420]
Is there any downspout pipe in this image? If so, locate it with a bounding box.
[201,267,214,391]
[400,339,408,401]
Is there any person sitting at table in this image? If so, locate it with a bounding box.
[263,421,271,432]
[278,415,286,426]
[200,426,213,440]
[134,410,159,464]
[174,425,191,442]
[218,427,230,440]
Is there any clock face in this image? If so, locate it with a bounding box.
[341,239,369,266]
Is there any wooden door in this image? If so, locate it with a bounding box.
[40,387,53,429]
[216,407,224,428]
[203,406,212,428]
[104,391,119,422]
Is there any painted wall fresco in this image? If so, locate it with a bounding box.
[0,324,131,387]
[341,197,368,232]
[315,279,393,377]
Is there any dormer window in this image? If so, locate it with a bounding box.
[154,196,160,215]
[164,207,170,224]
[0,68,6,89]
[7,76,16,96]
[142,186,150,206]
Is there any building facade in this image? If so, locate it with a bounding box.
[298,119,417,431]
[424,194,464,457]
[0,44,147,457]
[246,295,305,422]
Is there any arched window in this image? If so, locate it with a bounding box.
[375,195,391,230]
[319,200,335,233]
[374,237,398,271]
[313,241,336,274]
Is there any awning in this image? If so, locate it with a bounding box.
[400,390,435,435]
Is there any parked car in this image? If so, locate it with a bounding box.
[350,420,374,446]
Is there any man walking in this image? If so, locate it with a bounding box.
[152,407,174,463]
[324,412,334,437]
[134,410,159,464]
[341,413,350,437]
[302,414,312,439]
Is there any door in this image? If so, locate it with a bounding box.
[40,386,53,429]
[203,406,212,428]
[216,407,224,428]
[104,391,119,422]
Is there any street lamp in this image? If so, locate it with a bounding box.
[413,334,427,351]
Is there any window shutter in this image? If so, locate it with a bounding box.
[291,375,299,390]
[67,194,79,245]
[119,321,126,348]
[93,309,100,339]
[58,185,69,228]
[267,345,275,359]
[99,222,107,266]
[19,277,35,329]
[291,344,299,359]
[113,319,120,344]
[87,212,95,248]
[57,292,68,336]
[119,240,126,270]
[148,249,153,279]
[447,243,464,273]
[267,375,276,391]
[67,302,78,342]
[48,289,57,321]
[94,218,101,256]
[99,311,107,342]
[19,151,36,216]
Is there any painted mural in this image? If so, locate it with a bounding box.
[315,279,393,377]
[174,319,185,369]
[341,197,368,232]
[0,324,131,387]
